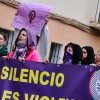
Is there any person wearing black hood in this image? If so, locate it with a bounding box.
[81,46,95,65]
[63,42,82,65]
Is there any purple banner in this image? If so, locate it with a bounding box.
[0,58,99,100]
[11,2,52,35]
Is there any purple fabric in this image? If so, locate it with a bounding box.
[63,50,72,64]
[26,28,37,48]
[12,41,27,59]
[11,2,53,35]
[0,58,97,100]
[17,41,27,48]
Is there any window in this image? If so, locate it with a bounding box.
[0,28,18,53]
[49,42,63,64]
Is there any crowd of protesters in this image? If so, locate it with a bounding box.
[0,29,100,67]
[63,42,100,66]
[0,3,100,67]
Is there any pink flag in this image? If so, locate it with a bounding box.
[11,2,53,35]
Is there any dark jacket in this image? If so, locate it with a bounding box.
[0,45,8,57]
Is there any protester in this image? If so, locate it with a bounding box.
[90,50,100,66]
[3,28,41,62]
[95,50,100,66]
[63,42,82,64]
[81,46,95,65]
[0,33,8,57]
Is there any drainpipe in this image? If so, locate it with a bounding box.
[95,0,99,21]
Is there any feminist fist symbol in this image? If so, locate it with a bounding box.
[29,10,36,23]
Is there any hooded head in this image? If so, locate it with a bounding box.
[81,46,95,65]
[15,28,37,50]
[63,42,82,64]
[72,43,82,64]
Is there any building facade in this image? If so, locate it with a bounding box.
[0,0,100,64]
[16,0,100,27]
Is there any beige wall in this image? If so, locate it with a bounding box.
[0,3,16,30]
[0,3,100,62]
[47,20,100,58]
[18,0,99,25]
